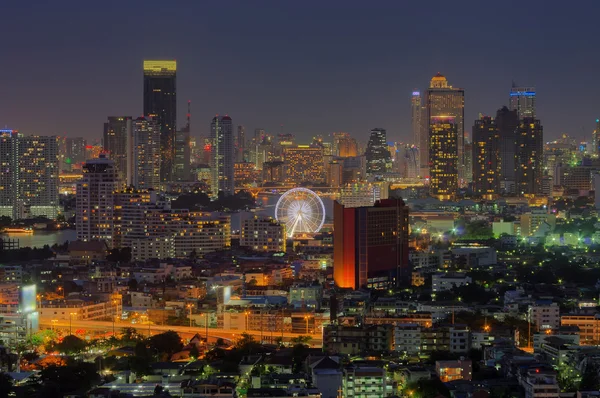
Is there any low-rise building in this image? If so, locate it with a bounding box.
[240,216,286,252]
[342,366,387,398]
[39,297,122,321]
[431,273,472,292]
[528,301,560,331]
[323,324,393,355]
[394,324,421,355]
[435,359,472,382]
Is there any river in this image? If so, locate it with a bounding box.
[2,194,334,248]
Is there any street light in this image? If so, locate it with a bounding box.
[58,286,64,298]
[69,313,76,335]
[187,304,194,328]
[245,311,250,331]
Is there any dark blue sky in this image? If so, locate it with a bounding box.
[1,0,599,144]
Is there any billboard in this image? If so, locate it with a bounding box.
[19,284,37,313]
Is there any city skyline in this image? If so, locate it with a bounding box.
[1,1,599,143]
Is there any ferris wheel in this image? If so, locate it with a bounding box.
[275,188,326,237]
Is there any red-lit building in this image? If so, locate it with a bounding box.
[333,198,409,289]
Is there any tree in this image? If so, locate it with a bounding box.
[148,331,183,357]
[55,335,86,355]
[128,278,139,291]
[579,363,600,391]
[39,362,100,396]
[0,373,12,398]
[154,384,164,395]
[235,333,261,354]
[189,345,200,359]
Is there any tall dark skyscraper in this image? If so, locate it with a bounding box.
[472,115,500,198]
[496,106,519,194]
[516,117,544,195]
[174,100,191,181]
[510,84,536,119]
[333,198,410,289]
[236,125,245,162]
[429,116,458,200]
[365,128,391,176]
[411,91,422,173]
[426,73,464,182]
[210,115,234,198]
[143,60,177,184]
[103,116,132,186]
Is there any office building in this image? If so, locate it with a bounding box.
[76,155,119,248]
[411,91,422,169]
[210,115,235,197]
[234,162,259,186]
[510,84,536,119]
[333,132,358,158]
[103,116,132,186]
[516,117,544,195]
[472,115,500,198]
[496,106,519,194]
[240,216,286,252]
[333,198,409,289]
[400,145,419,179]
[0,131,60,219]
[283,145,324,184]
[338,183,386,208]
[236,125,246,162]
[429,116,458,200]
[133,117,161,190]
[173,100,191,181]
[426,73,465,182]
[143,60,177,183]
[593,119,600,156]
[365,128,391,176]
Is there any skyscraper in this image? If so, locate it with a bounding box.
[76,155,119,248]
[496,106,519,194]
[133,117,161,190]
[236,125,246,163]
[593,119,600,156]
[283,145,325,184]
[411,91,422,169]
[333,198,409,289]
[210,115,235,197]
[143,60,177,183]
[472,115,500,198]
[173,101,191,182]
[0,131,60,219]
[426,73,464,182]
[429,116,458,200]
[510,84,536,119]
[103,116,132,186]
[365,128,391,176]
[516,117,544,195]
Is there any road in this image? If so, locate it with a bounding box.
[40,318,323,347]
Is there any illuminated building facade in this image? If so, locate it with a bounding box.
[133,117,161,190]
[65,137,86,171]
[240,216,286,252]
[143,60,177,183]
[338,183,386,208]
[510,85,536,119]
[426,73,464,181]
[472,115,500,198]
[365,128,391,176]
[234,162,259,186]
[411,91,422,170]
[262,160,286,184]
[333,198,409,290]
[76,156,119,248]
[516,117,544,195]
[210,115,235,197]
[333,132,358,157]
[0,131,60,219]
[103,116,132,186]
[429,116,458,200]
[283,145,324,184]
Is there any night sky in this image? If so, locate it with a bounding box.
[1,0,599,144]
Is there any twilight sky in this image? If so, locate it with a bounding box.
[1,0,599,145]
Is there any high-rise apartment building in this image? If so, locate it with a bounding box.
[0,131,59,219]
[411,91,422,170]
[103,116,132,186]
[333,198,409,290]
[426,73,464,182]
[133,117,161,190]
[365,128,391,176]
[240,216,286,252]
[76,156,119,248]
[496,106,519,194]
[173,100,191,182]
[65,137,87,170]
[510,84,536,119]
[429,116,458,200]
[143,60,177,183]
[593,119,600,156]
[472,116,500,198]
[400,145,419,179]
[516,117,544,196]
[210,115,235,197]
[283,145,325,184]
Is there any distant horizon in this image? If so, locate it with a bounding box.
[1,1,599,144]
